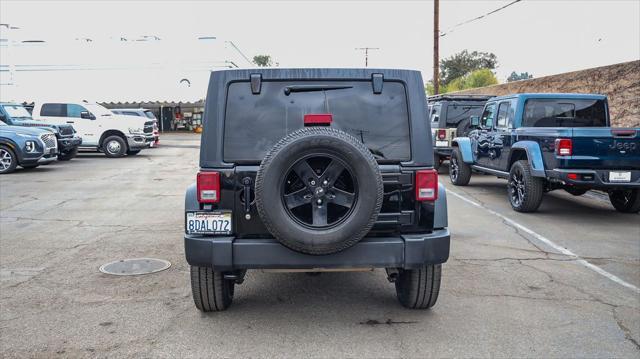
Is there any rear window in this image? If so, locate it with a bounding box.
[445,103,485,126]
[523,99,607,127]
[223,80,411,162]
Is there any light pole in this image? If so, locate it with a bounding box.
[433,0,440,94]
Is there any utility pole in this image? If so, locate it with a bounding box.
[433,0,440,94]
[355,47,380,67]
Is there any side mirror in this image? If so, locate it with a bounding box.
[80,111,95,120]
[0,114,5,121]
[470,116,480,127]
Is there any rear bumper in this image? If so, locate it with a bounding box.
[547,169,640,189]
[184,229,450,271]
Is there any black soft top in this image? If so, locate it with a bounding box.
[199,68,433,168]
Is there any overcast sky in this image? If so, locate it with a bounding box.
[1,0,639,101]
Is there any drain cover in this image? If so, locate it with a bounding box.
[99,258,171,276]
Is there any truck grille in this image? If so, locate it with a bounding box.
[40,133,57,149]
[57,124,75,137]
[144,121,154,134]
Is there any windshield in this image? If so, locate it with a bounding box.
[2,105,32,120]
[223,80,411,162]
[144,110,157,119]
[84,103,113,117]
[523,99,608,127]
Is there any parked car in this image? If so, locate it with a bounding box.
[0,122,58,174]
[449,93,640,213]
[427,94,492,172]
[184,68,450,311]
[31,101,153,157]
[111,108,159,145]
[0,102,82,161]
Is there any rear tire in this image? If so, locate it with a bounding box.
[395,264,442,309]
[449,148,471,186]
[102,136,127,158]
[58,147,78,161]
[508,160,544,212]
[0,145,18,174]
[608,189,640,213]
[190,266,234,312]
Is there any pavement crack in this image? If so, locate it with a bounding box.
[613,307,640,350]
[359,319,418,326]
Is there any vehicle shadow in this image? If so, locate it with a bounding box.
[204,271,440,325]
[456,175,638,222]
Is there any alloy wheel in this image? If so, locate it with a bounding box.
[509,168,525,207]
[0,149,13,171]
[281,155,357,228]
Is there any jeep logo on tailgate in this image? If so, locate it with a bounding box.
[609,141,637,152]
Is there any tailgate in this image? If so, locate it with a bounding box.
[568,128,640,170]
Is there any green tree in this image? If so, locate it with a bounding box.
[507,71,533,82]
[253,55,273,67]
[426,69,498,95]
[439,50,498,87]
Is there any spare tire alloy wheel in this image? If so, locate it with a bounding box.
[256,127,383,255]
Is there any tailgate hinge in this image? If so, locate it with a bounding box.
[372,73,383,94]
[250,73,262,94]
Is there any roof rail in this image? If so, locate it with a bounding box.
[427,94,495,101]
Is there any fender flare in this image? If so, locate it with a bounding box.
[185,183,199,212]
[451,137,474,164]
[510,141,546,177]
[433,182,448,229]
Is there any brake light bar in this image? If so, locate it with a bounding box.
[304,114,332,126]
[555,138,573,156]
[437,129,447,140]
[416,169,438,201]
[197,171,220,203]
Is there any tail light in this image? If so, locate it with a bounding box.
[197,171,220,203]
[555,138,572,156]
[437,129,447,140]
[304,114,332,126]
[416,169,438,201]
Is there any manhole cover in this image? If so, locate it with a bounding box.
[99,258,171,276]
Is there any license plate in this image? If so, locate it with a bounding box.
[49,148,56,154]
[186,212,232,234]
[435,140,449,147]
[609,171,631,182]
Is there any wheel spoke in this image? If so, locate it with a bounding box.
[292,160,318,182]
[321,159,345,181]
[330,188,355,208]
[283,188,311,209]
[312,204,328,226]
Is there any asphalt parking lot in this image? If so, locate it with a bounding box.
[1,132,638,358]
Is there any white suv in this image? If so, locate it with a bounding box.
[32,101,152,157]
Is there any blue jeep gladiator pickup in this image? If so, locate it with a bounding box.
[449,93,640,213]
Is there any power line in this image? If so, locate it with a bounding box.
[440,0,522,37]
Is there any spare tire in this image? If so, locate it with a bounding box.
[255,127,383,255]
[456,119,471,137]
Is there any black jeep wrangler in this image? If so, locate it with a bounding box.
[184,69,450,311]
